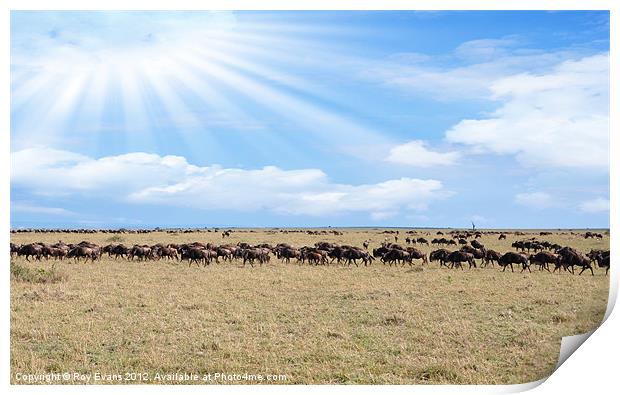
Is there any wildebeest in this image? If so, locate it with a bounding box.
[128,245,152,261]
[343,248,374,266]
[471,240,484,250]
[446,251,476,270]
[556,247,593,275]
[588,249,610,275]
[278,247,300,263]
[67,246,100,263]
[460,245,485,264]
[406,247,428,265]
[382,249,410,266]
[157,246,179,261]
[242,248,269,266]
[498,252,530,273]
[429,249,451,268]
[529,251,557,272]
[482,249,501,268]
[179,246,208,267]
[10,243,20,258]
[18,243,44,261]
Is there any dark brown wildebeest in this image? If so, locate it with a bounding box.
[471,240,484,249]
[482,249,501,268]
[460,245,485,264]
[305,251,324,265]
[529,251,557,272]
[279,247,300,264]
[242,248,269,266]
[429,249,451,268]
[111,244,130,259]
[47,247,68,260]
[129,245,152,261]
[315,241,337,250]
[588,250,610,275]
[344,248,374,266]
[371,246,390,260]
[103,244,117,257]
[416,237,429,246]
[198,249,217,266]
[18,243,43,261]
[67,246,99,263]
[10,243,20,258]
[158,246,178,261]
[498,252,530,273]
[406,247,428,265]
[446,251,475,270]
[498,234,507,240]
[329,246,347,264]
[556,248,593,275]
[216,247,233,262]
[179,246,206,267]
[363,240,370,250]
[458,238,468,245]
[382,249,409,266]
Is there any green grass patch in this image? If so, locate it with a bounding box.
[11,262,66,284]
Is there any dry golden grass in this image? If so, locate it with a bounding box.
[10,229,609,384]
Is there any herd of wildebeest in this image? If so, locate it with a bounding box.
[9,228,610,276]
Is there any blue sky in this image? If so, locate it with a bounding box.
[10,11,610,228]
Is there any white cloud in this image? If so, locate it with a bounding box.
[386,140,460,167]
[11,148,202,195]
[446,53,609,170]
[11,148,451,218]
[454,38,519,61]
[579,198,609,213]
[514,192,554,209]
[369,211,398,221]
[362,39,580,101]
[11,202,75,216]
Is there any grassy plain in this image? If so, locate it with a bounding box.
[10,229,610,384]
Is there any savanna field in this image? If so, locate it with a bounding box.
[10,229,610,385]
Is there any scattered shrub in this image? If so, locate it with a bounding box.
[11,262,66,284]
